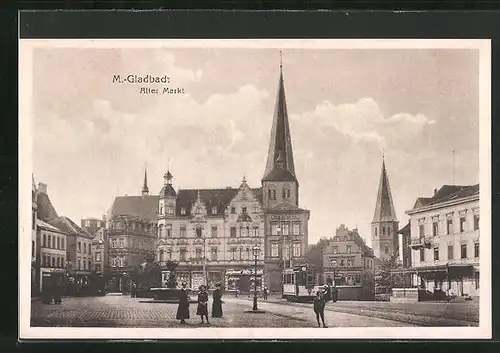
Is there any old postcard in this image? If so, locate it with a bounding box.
[19,39,491,340]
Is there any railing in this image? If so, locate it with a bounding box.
[410,237,432,248]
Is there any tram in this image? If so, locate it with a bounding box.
[281,264,322,302]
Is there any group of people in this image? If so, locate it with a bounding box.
[313,284,338,328]
[176,282,223,325]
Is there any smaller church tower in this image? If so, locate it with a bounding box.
[142,167,149,196]
[371,157,399,260]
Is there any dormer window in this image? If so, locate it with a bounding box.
[212,206,217,214]
[181,208,186,215]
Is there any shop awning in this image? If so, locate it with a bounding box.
[408,264,474,274]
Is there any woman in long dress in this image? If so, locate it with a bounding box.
[196,285,210,324]
[176,282,190,324]
[211,283,223,318]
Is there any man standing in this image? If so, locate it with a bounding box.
[313,290,327,328]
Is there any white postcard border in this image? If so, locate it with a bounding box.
[19,38,492,340]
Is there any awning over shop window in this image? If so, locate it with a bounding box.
[406,264,474,274]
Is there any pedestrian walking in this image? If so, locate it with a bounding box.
[313,290,327,328]
[53,276,63,304]
[263,285,268,300]
[211,283,223,318]
[176,282,190,325]
[131,282,137,298]
[197,285,210,324]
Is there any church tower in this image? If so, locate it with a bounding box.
[371,157,399,260]
[142,167,149,196]
[261,56,299,209]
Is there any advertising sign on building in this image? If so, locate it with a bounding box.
[191,272,205,290]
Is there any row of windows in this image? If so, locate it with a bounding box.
[110,256,126,267]
[109,221,155,232]
[418,242,479,262]
[109,237,152,249]
[419,214,479,238]
[160,205,261,216]
[42,254,65,268]
[42,233,65,250]
[328,257,356,268]
[158,246,266,262]
[270,243,301,258]
[374,226,394,237]
[158,224,262,238]
[267,185,292,201]
[270,222,301,236]
[76,258,92,271]
[77,240,91,254]
[331,245,353,254]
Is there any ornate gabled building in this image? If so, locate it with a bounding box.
[371,158,399,261]
[157,172,265,291]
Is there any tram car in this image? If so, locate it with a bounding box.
[281,264,322,302]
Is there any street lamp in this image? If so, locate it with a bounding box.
[252,244,260,311]
[331,260,337,288]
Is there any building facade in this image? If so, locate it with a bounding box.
[36,219,68,293]
[157,172,265,291]
[91,227,108,274]
[261,65,310,292]
[105,175,157,292]
[371,158,399,261]
[322,224,375,300]
[407,184,480,298]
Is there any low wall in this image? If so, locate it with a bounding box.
[390,288,420,303]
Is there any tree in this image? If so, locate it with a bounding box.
[374,255,399,294]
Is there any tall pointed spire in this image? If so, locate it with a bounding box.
[142,165,149,195]
[262,51,296,182]
[372,158,398,223]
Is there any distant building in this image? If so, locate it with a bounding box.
[371,158,399,261]
[398,222,412,268]
[31,176,38,296]
[81,217,105,236]
[407,184,480,298]
[91,227,108,274]
[322,224,375,300]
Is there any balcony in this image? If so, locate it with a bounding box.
[410,237,432,249]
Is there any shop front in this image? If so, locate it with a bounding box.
[225,268,263,295]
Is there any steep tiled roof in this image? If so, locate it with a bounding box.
[351,231,374,258]
[397,222,411,235]
[261,168,297,182]
[37,192,59,222]
[372,159,398,223]
[411,184,479,211]
[269,201,308,213]
[36,219,65,233]
[109,195,159,222]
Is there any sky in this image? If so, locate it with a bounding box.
[32,45,480,247]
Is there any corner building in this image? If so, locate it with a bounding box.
[155,64,309,292]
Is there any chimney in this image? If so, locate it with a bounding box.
[38,182,47,194]
[434,188,438,195]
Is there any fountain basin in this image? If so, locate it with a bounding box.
[149,287,194,302]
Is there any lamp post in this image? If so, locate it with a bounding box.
[331,260,337,288]
[252,244,260,311]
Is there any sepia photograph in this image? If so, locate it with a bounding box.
[19,39,491,340]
